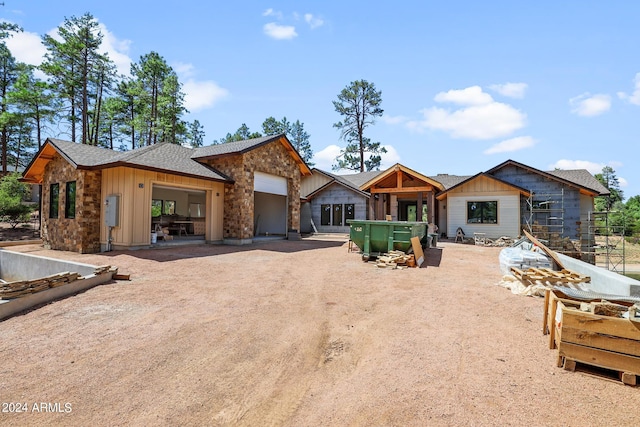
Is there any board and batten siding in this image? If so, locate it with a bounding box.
[300,172,332,197]
[100,166,224,248]
[446,187,521,239]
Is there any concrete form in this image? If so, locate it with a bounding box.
[0,249,115,320]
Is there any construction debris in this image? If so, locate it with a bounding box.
[375,250,415,269]
[510,267,590,287]
[544,289,640,386]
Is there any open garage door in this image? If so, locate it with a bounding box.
[254,172,287,236]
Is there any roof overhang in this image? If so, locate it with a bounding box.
[360,163,445,193]
[435,172,531,200]
[20,140,66,184]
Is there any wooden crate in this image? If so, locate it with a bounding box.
[543,289,640,386]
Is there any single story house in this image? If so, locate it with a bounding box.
[303,159,609,245]
[21,134,311,253]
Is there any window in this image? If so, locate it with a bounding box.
[151,199,163,217]
[65,181,76,218]
[333,204,343,226]
[320,204,331,226]
[344,204,355,222]
[467,201,497,224]
[163,200,176,215]
[151,199,176,216]
[49,183,59,219]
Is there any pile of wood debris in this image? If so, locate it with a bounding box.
[375,251,416,269]
[482,236,516,247]
[0,265,117,300]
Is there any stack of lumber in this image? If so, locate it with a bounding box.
[375,250,415,269]
[543,289,640,386]
[511,266,590,288]
[0,272,82,300]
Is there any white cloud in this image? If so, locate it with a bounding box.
[549,159,606,175]
[263,8,283,19]
[379,145,401,169]
[263,22,297,40]
[183,79,229,112]
[312,144,342,171]
[408,101,526,139]
[405,86,526,139]
[433,85,493,106]
[5,20,133,77]
[489,82,528,99]
[617,72,640,105]
[483,136,536,154]
[97,22,132,76]
[312,144,400,173]
[172,62,195,78]
[569,93,611,117]
[381,114,408,125]
[304,13,324,29]
[4,29,45,65]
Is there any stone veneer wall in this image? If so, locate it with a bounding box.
[205,140,302,240]
[42,154,102,253]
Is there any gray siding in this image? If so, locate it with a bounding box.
[492,165,583,239]
[310,183,368,233]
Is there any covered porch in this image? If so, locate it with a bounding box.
[359,164,444,224]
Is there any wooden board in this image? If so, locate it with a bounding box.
[410,236,424,267]
[523,229,565,270]
[558,342,640,375]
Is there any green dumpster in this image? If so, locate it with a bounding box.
[347,219,427,261]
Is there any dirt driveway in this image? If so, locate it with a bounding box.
[0,238,636,426]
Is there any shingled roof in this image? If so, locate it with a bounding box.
[547,169,610,195]
[192,134,311,175]
[22,138,232,183]
[192,134,281,158]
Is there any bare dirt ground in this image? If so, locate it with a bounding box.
[0,238,638,426]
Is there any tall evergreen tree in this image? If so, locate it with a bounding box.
[595,166,624,211]
[41,13,115,145]
[8,65,58,149]
[187,119,205,148]
[289,120,313,165]
[0,41,20,174]
[131,51,187,145]
[332,79,385,172]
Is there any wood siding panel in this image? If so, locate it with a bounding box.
[100,167,224,248]
[301,172,332,197]
[447,193,520,239]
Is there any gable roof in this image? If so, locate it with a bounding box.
[21,138,232,184]
[192,134,312,176]
[435,172,531,200]
[305,168,371,199]
[486,159,610,196]
[359,163,446,192]
[338,171,383,188]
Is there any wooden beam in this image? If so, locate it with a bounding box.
[523,229,565,270]
[370,186,434,194]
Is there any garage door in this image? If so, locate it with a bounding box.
[254,171,287,195]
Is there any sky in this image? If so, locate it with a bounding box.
[2,1,639,200]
